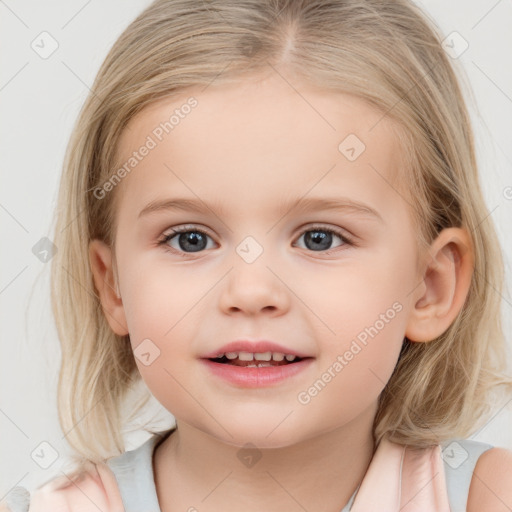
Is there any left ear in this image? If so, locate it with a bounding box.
[405,227,474,343]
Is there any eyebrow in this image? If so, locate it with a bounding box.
[138,196,383,222]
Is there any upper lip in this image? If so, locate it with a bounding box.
[202,340,313,359]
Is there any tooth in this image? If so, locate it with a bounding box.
[254,352,272,361]
[225,352,238,360]
[215,353,225,359]
[272,353,285,361]
[285,354,296,361]
[238,352,254,361]
[246,363,257,367]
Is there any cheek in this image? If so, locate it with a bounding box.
[296,301,407,426]
[117,257,209,400]
[289,250,412,339]
[120,277,197,416]
[290,249,411,404]
[119,256,205,341]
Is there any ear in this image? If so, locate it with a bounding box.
[89,239,129,336]
[405,227,474,342]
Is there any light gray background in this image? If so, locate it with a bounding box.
[1,0,511,499]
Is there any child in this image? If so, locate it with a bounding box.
[4,0,512,510]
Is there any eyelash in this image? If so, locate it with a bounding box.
[157,224,355,257]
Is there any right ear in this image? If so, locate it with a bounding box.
[89,239,129,336]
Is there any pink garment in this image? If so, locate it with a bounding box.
[24,437,451,512]
[27,460,125,512]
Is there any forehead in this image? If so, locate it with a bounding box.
[113,74,406,221]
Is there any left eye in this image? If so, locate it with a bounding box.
[293,227,352,253]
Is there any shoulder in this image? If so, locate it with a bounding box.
[467,446,512,511]
[27,461,124,512]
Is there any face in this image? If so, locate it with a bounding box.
[107,72,424,448]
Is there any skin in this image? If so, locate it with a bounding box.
[90,70,479,511]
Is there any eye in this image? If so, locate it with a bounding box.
[157,224,355,256]
[158,226,216,254]
[293,225,354,254]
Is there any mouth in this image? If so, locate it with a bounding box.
[207,351,306,368]
[202,352,314,387]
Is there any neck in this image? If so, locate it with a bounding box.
[153,403,377,512]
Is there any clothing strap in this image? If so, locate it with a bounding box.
[105,431,494,512]
[441,438,493,512]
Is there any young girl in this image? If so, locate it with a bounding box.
[4,0,512,510]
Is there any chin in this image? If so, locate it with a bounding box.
[204,417,312,450]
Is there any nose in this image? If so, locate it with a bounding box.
[218,255,290,316]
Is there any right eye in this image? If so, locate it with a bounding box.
[158,226,217,254]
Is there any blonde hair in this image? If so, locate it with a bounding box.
[51,0,512,465]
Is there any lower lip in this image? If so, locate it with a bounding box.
[200,358,314,388]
